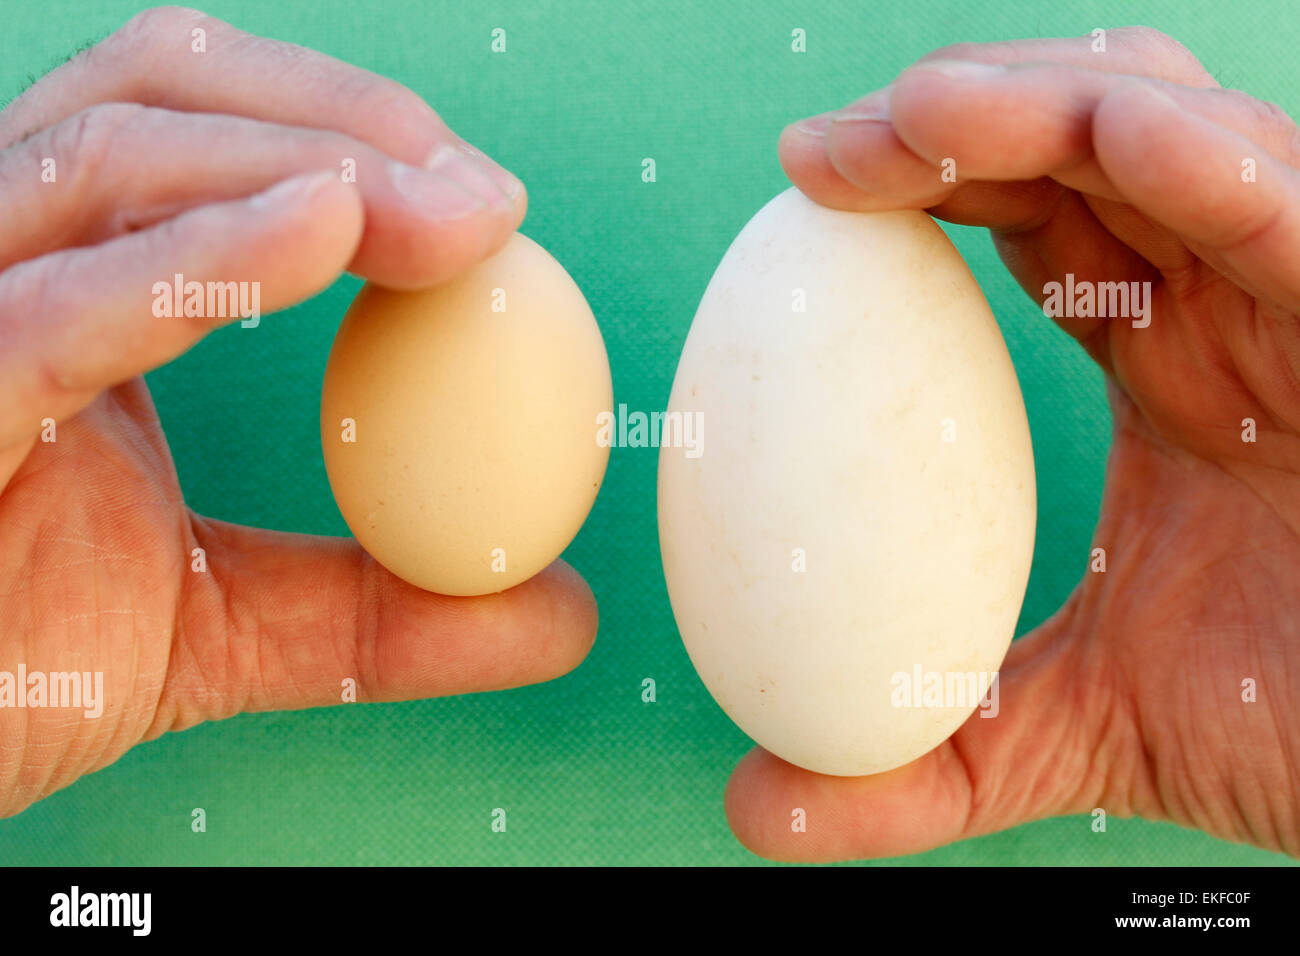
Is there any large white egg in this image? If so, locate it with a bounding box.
[658,188,1036,776]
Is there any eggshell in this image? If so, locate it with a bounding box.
[658,188,1036,776]
[322,233,611,596]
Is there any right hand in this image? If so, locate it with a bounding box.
[727,27,1300,862]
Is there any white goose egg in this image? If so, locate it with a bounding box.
[658,188,1036,776]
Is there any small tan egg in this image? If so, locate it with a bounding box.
[321,233,611,596]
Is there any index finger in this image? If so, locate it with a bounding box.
[0,6,491,178]
[779,26,1220,216]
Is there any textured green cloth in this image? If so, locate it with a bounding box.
[1,0,1296,865]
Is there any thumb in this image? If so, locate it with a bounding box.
[723,599,1134,861]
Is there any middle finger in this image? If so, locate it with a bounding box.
[0,104,524,288]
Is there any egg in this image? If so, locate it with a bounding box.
[321,233,611,596]
[658,188,1036,776]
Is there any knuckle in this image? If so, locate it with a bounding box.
[364,85,440,130]
[1243,94,1300,165]
[349,554,386,694]
[0,256,73,398]
[918,41,994,65]
[337,79,444,158]
[4,253,63,322]
[49,102,147,174]
[138,214,187,269]
[1113,24,1182,51]
[94,6,210,77]
[26,104,166,245]
[113,5,208,46]
[1248,95,1299,135]
[1114,25,1212,81]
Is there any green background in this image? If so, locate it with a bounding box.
[2,0,1296,865]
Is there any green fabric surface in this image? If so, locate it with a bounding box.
[2,0,1297,865]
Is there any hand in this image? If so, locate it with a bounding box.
[726,27,1300,860]
[0,7,596,818]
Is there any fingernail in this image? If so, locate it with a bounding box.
[388,160,486,218]
[788,112,834,137]
[831,87,892,123]
[249,170,335,209]
[910,58,1005,79]
[426,141,525,204]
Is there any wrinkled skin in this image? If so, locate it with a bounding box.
[726,27,1300,860]
[0,8,596,818]
[1,12,1295,859]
